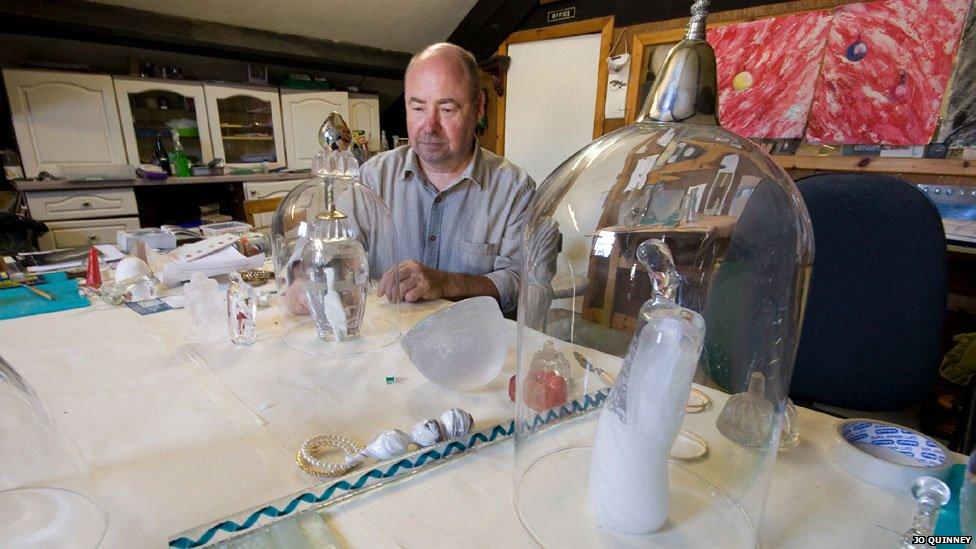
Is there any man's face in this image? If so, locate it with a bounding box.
[405,56,484,169]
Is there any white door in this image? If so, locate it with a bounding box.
[280,90,349,170]
[114,77,213,166]
[348,93,381,153]
[3,69,128,178]
[203,83,285,169]
[503,34,602,184]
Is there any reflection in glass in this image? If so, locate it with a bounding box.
[127,90,202,164]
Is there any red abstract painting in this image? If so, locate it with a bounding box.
[708,11,832,139]
[806,0,970,145]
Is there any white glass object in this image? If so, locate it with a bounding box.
[513,1,813,546]
[98,274,158,305]
[402,296,508,391]
[899,476,951,548]
[0,355,107,548]
[227,271,257,345]
[589,239,706,534]
[272,112,400,356]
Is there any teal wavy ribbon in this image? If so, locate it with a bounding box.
[169,389,610,548]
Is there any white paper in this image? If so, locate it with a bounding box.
[22,244,123,273]
[149,246,265,286]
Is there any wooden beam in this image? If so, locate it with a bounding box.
[448,0,538,61]
[774,155,976,178]
[0,0,412,79]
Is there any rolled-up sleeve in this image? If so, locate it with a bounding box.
[485,180,535,312]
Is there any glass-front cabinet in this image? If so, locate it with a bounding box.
[203,83,286,169]
[114,78,213,167]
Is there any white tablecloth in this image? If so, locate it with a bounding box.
[0,295,955,548]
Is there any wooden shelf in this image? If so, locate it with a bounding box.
[773,155,976,178]
[222,135,274,141]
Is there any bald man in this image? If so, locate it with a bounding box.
[366,43,535,313]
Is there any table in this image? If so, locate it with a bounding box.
[0,295,956,547]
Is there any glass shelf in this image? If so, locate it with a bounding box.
[215,95,277,164]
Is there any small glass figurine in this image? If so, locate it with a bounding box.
[899,476,951,548]
[227,271,257,345]
[300,182,368,341]
[716,371,775,447]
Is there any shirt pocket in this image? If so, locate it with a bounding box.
[454,240,500,275]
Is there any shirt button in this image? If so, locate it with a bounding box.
[434,196,442,204]
[429,234,437,242]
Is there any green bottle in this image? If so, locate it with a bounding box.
[168,129,192,177]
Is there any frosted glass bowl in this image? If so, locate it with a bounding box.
[402,297,509,391]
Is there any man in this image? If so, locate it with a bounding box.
[365,43,535,313]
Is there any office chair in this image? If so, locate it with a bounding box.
[790,173,947,411]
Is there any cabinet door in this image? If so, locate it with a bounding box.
[114,78,213,166]
[280,90,349,170]
[203,84,285,169]
[37,216,140,251]
[3,69,128,178]
[349,94,381,152]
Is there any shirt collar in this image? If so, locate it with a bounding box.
[400,139,485,189]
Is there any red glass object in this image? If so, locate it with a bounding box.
[523,371,568,412]
[85,247,101,289]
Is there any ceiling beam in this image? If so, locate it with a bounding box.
[448,0,539,61]
[0,0,412,79]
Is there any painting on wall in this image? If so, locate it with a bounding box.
[941,3,976,147]
[806,0,971,145]
[707,10,832,139]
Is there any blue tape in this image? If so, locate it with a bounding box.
[840,420,947,467]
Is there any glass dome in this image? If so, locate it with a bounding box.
[513,4,813,546]
[272,113,401,356]
[0,355,107,548]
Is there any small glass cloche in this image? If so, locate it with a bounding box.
[513,1,814,546]
[271,112,401,356]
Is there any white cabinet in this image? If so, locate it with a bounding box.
[3,69,128,178]
[348,93,381,152]
[26,187,141,251]
[280,90,349,170]
[25,188,138,222]
[37,216,140,251]
[114,77,213,166]
[203,84,285,170]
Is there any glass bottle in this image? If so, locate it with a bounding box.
[153,130,172,176]
[227,271,257,345]
[169,129,192,177]
[899,476,951,548]
[589,239,706,534]
[300,182,368,342]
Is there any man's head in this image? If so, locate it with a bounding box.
[405,43,484,170]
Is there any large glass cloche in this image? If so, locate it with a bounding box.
[271,112,401,356]
[513,1,814,546]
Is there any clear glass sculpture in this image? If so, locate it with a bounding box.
[0,355,107,548]
[513,1,813,546]
[899,476,951,548]
[272,112,400,355]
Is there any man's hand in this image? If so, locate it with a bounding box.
[377,260,448,303]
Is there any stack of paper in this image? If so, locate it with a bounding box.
[18,244,124,273]
[148,245,265,286]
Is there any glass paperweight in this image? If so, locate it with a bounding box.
[513,2,813,546]
[272,112,400,355]
[0,355,107,548]
[899,476,951,548]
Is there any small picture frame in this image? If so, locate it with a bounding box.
[248,65,269,85]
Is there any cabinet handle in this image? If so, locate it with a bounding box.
[82,200,91,207]
[88,233,97,240]
[250,189,257,196]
